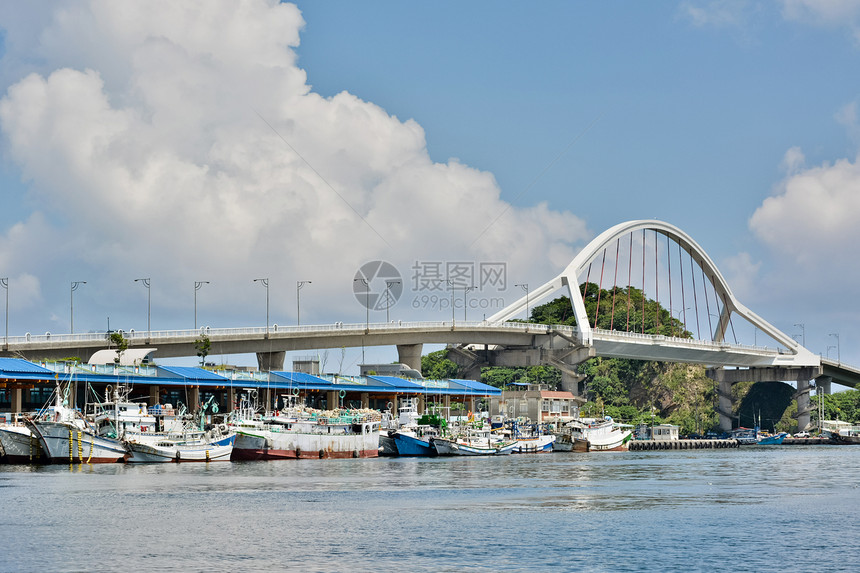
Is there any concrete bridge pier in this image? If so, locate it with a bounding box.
[397,343,424,373]
[796,377,813,431]
[149,385,160,407]
[256,351,285,372]
[717,379,734,432]
[816,375,832,395]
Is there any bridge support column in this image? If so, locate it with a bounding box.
[256,351,285,372]
[396,344,423,373]
[816,375,832,396]
[418,394,425,415]
[718,380,733,432]
[796,377,812,432]
[149,385,160,407]
[361,392,369,409]
[327,390,338,410]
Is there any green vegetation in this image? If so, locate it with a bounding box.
[421,349,459,379]
[479,287,740,434]
[108,331,128,364]
[194,334,211,366]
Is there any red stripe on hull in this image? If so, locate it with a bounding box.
[232,448,378,461]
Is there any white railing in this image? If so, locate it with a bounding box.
[3,320,574,346]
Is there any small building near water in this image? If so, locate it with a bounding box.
[488,383,584,423]
[650,424,680,441]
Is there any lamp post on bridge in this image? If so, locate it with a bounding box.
[253,278,269,335]
[134,278,151,340]
[515,283,529,322]
[671,307,689,338]
[194,281,209,330]
[793,323,805,347]
[830,332,840,363]
[384,280,400,323]
[461,286,477,322]
[70,281,86,334]
[296,280,311,326]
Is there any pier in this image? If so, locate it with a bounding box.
[628,439,739,451]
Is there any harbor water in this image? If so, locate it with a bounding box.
[2,447,858,572]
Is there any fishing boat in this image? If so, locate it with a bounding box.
[26,382,130,464]
[379,399,422,456]
[756,432,788,445]
[431,427,518,456]
[562,417,632,451]
[0,421,45,464]
[508,421,555,453]
[390,426,440,456]
[232,409,381,460]
[126,432,235,463]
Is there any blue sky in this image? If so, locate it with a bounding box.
[1,1,860,374]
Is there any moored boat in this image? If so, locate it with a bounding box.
[126,433,235,463]
[431,427,518,456]
[232,410,380,460]
[0,422,45,464]
[562,417,632,451]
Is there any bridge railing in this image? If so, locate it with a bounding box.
[3,320,578,346]
[591,328,787,354]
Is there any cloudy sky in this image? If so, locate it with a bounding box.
[1,1,860,373]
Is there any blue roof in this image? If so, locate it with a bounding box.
[450,379,501,394]
[272,371,331,386]
[157,366,228,381]
[0,358,57,376]
[368,376,427,390]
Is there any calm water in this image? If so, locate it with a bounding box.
[1,447,858,572]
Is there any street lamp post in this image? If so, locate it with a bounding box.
[134,278,151,340]
[0,278,7,349]
[194,281,209,330]
[671,307,689,337]
[253,278,269,335]
[385,280,400,323]
[515,283,529,321]
[297,281,311,326]
[794,323,805,347]
[830,332,840,363]
[71,281,86,334]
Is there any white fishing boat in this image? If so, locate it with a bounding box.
[26,382,129,464]
[563,417,632,451]
[125,433,235,463]
[232,409,381,460]
[431,427,518,456]
[513,433,556,453]
[0,422,45,464]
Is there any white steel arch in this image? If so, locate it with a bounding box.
[487,219,816,363]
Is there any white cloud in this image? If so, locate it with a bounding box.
[0,1,590,331]
[781,0,860,42]
[719,251,761,302]
[750,149,860,267]
[679,0,748,28]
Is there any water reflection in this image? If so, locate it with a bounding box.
[2,447,858,572]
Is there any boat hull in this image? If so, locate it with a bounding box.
[378,433,399,456]
[232,429,379,460]
[0,425,45,463]
[432,437,518,456]
[391,432,436,457]
[513,435,556,453]
[552,434,589,452]
[127,441,234,463]
[28,421,128,463]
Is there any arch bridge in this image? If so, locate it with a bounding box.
[2,220,853,431]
